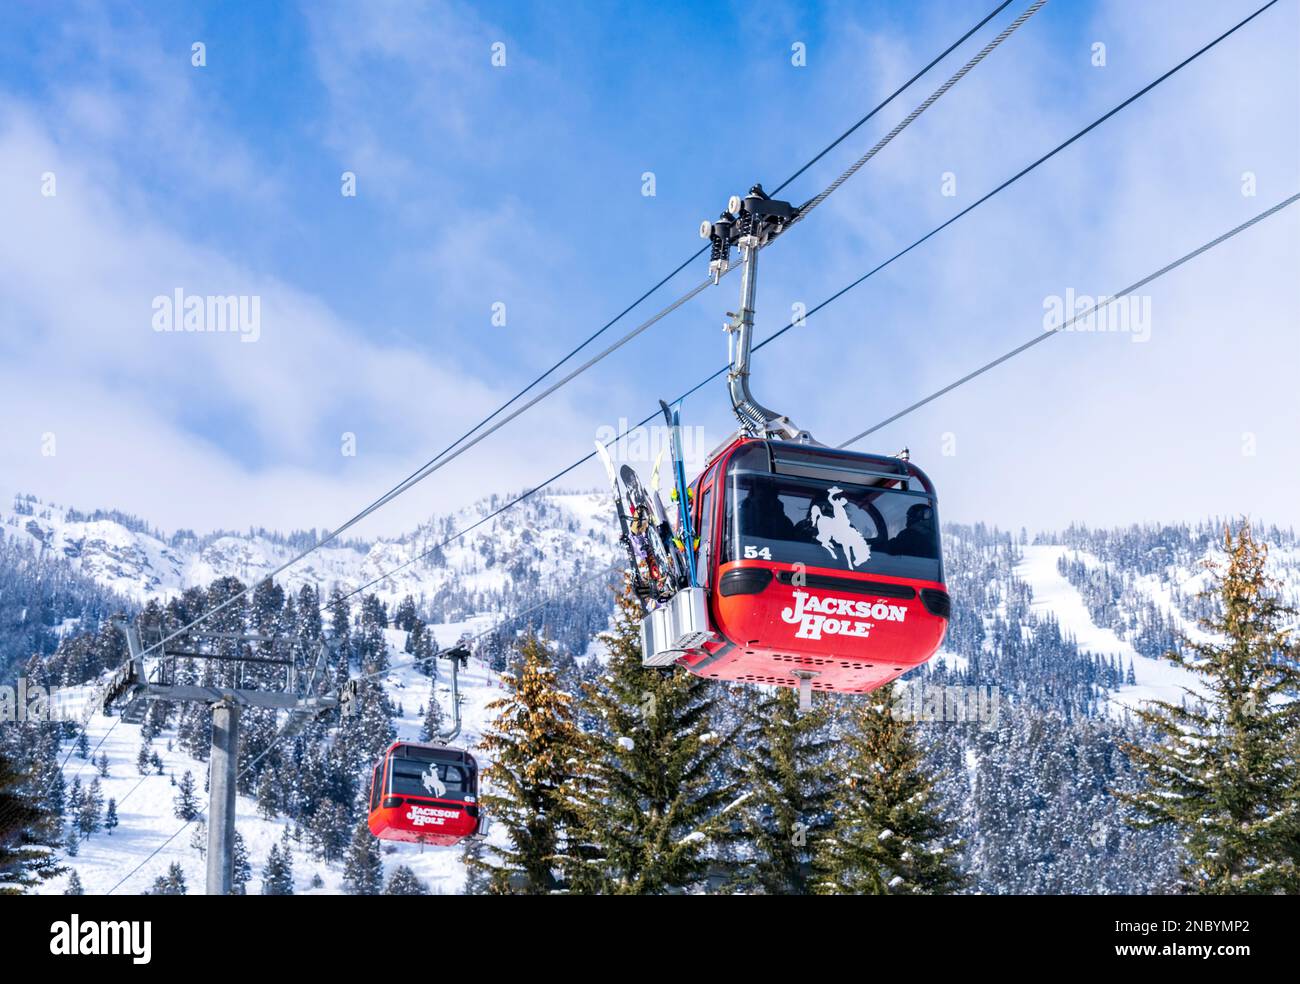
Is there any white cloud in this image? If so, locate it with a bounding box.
[0,101,594,536]
[1,0,1295,545]
[724,0,1300,530]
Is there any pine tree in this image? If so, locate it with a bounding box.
[475,633,584,894]
[307,799,351,863]
[256,769,280,819]
[340,678,395,776]
[733,688,835,894]
[232,831,251,895]
[78,778,103,836]
[0,748,62,893]
[814,685,963,895]
[174,770,199,821]
[64,870,84,895]
[96,752,109,778]
[328,587,354,677]
[395,595,418,633]
[189,820,207,859]
[137,742,151,776]
[419,685,445,742]
[1119,522,1300,894]
[104,798,119,835]
[410,620,437,676]
[566,590,738,894]
[342,821,383,895]
[461,835,490,895]
[261,830,295,895]
[384,864,429,895]
[67,776,84,818]
[150,862,187,895]
[261,845,291,895]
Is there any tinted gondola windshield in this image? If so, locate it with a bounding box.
[389,756,474,801]
[724,463,941,582]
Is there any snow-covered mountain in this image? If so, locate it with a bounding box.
[5,489,620,608]
[9,490,1299,895]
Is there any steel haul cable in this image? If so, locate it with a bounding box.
[376,0,1019,500]
[326,0,1284,597]
[116,1,1041,666]
[838,192,1300,447]
[104,190,1299,893]
[53,0,1276,801]
[308,193,1300,602]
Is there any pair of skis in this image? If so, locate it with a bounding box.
[595,400,699,604]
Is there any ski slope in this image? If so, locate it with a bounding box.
[1015,545,1200,713]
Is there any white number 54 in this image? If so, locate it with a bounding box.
[743,545,772,560]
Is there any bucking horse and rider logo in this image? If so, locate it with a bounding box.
[810,487,871,568]
[421,763,447,798]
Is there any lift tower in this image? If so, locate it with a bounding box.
[106,620,339,894]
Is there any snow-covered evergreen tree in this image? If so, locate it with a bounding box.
[174,770,199,821]
[815,685,963,895]
[0,746,62,893]
[232,830,251,895]
[567,589,738,894]
[77,778,103,837]
[419,685,446,742]
[732,688,834,894]
[341,821,383,895]
[384,864,429,895]
[474,633,583,894]
[150,862,187,895]
[1121,521,1300,893]
[261,831,295,895]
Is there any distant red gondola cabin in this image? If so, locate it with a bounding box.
[655,436,949,695]
[367,742,481,846]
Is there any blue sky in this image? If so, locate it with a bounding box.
[1,0,1297,538]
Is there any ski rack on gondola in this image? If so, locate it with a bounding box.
[643,186,816,671]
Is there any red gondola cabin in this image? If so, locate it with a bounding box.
[647,436,949,695]
[367,741,481,846]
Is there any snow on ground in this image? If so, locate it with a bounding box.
[375,627,511,894]
[39,623,511,896]
[1130,570,1218,649]
[19,487,621,896]
[1016,545,1199,714]
[929,648,969,673]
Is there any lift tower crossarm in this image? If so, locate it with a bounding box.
[107,617,337,894]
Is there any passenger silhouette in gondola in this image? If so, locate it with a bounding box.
[889,503,938,559]
[740,479,796,542]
